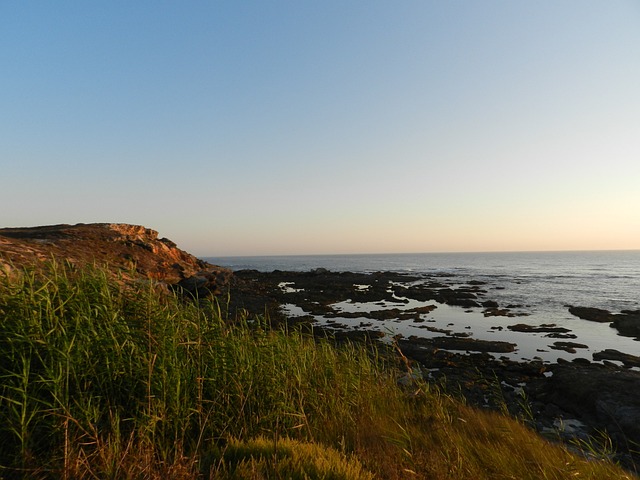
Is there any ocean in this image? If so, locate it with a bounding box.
[204,251,640,363]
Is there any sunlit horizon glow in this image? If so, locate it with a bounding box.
[2,1,639,257]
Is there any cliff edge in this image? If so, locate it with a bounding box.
[0,223,231,294]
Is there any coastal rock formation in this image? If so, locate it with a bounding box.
[611,311,640,339]
[0,223,231,293]
[568,306,614,323]
[569,306,640,339]
[534,364,640,447]
[593,349,640,368]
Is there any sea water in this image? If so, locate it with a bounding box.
[204,251,640,363]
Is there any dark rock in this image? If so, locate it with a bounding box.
[174,268,232,298]
[426,336,516,353]
[611,313,640,339]
[448,298,481,308]
[549,341,588,354]
[568,306,614,323]
[409,305,438,314]
[482,300,499,308]
[538,364,640,451]
[507,323,571,333]
[572,358,592,366]
[543,332,577,339]
[593,349,640,368]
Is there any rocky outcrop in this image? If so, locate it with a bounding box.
[534,363,640,447]
[611,311,640,339]
[568,306,614,323]
[568,306,640,339]
[593,349,640,368]
[0,223,231,294]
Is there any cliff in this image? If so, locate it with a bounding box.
[0,223,231,294]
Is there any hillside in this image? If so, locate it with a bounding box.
[0,222,231,294]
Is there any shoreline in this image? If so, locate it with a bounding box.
[227,267,640,470]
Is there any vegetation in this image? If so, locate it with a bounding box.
[0,263,635,479]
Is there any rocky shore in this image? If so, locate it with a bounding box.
[2,224,638,470]
[227,268,640,470]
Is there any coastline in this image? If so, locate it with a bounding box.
[2,225,638,472]
[225,267,640,470]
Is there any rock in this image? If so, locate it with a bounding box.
[483,308,515,317]
[507,323,572,333]
[426,336,516,353]
[539,364,640,448]
[610,312,640,339]
[549,341,588,354]
[593,349,640,368]
[174,268,232,298]
[0,223,231,292]
[543,332,577,339]
[568,306,614,323]
[437,288,481,308]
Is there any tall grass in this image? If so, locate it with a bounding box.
[0,263,635,479]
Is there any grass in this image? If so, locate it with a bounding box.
[0,262,636,479]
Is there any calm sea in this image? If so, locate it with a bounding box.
[204,251,640,362]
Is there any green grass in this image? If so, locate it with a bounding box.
[0,262,635,479]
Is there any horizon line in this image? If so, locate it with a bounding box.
[201,248,640,259]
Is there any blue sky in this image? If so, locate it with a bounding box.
[2,1,639,256]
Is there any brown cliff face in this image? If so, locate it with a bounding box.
[0,223,230,292]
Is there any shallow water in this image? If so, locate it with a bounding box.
[206,251,640,363]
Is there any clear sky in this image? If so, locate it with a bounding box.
[2,1,639,256]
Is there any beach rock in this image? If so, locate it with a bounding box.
[549,341,588,354]
[610,312,640,339]
[508,323,572,333]
[406,335,516,353]
[437,288,481,308]
[593,349,640,368]
[568,306,614,323]
[537,364,640,447]
[482,300,499,308]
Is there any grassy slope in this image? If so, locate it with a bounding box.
[0,263,635,479]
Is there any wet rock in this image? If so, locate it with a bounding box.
[537,364,640,451]
[611,312,640,339]
[409,305,438,314]
[568,306,614,323]
[409,335,517,353]
[549,341,588,354]
[507,323,572,333]
[593,349,640,368]
[543,332,578,339]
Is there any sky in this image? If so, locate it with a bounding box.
[2,1,639,256]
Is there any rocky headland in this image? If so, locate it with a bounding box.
[2,223,639,471]
[0,223,231,295]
